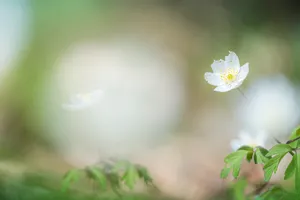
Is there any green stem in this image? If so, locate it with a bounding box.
[286,136,300,144]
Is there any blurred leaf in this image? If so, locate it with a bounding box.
[61,169,81,192]
[136,165,153,185]
[246,150,254,163]
[122,165,139,190]
[238,146,253,151]
[220,167,231,179]
[284,154,296,180]
[232,162,242,179]
[85,167,107,190]
[232,179,247,200]
[296,153,300,193]
[259,186,285,200]
[265,144,292,157]
[263,154,285,182]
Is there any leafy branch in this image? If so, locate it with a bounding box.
[221,126,300,199]
[61,159,157,198]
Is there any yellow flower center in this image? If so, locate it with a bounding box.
[221,68,238,84]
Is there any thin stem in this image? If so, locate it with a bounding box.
[286,136,300,144]
[237,87,248,100]
[273,137,282,144]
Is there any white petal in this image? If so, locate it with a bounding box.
[204,72,223,86]
[225,51,240,71]
[237,63,249,82]
[239,132,252,144]
[230,80,243,90]
[211,60,226,73]
[230,139,242,151]
[214,84,232,92]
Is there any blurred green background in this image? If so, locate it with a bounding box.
[1,0,300,199]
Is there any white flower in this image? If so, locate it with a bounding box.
[230,130,267,151]
[62,89,103,111]
[204,51,249,92]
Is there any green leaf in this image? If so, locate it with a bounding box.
[136,165,153,185]
[263,154,285,182]
[122,164,139,189]
[220,167,231,179]
[254,149,269,164]
[265,144,292,157]
[246,150,254,163]
[259,186,285,199]
[232,162,242,179]
[295,153,300,193]
[232,178,247,200]
[289,126,300,148]
[238,145,253,151]
[284,154,296,180]
[224,150,248,164]
[86,167,107,189]
[61,169,81,192]
[257,146,269,156]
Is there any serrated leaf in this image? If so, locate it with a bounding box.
[265,144,292,157]
[224,150,248,164]
[263,154,285,182]
[232,162,242,179]
[220,167,231,179]
[295,153,300,193]
[61,169,81,192]
[254,149,269,164]
[284,154,296,180]
[122,165,139,189]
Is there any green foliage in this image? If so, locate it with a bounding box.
[61,159,156,198]
[221,126,300,199]
[85,167,107,190]
[265,144,292,157]
[295,153,300,194]
[263,154,285,182]
[122,164,139,190]
[288,126,300,148]
[221,150,249,179]
[254,147,269,164]
[284,154,296,180]
[231,179,247,200]
[61,169,81,192]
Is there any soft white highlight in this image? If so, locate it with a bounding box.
[62,89,104,111]
[231,130,267,151]
[238,75,300,139]
[43,39,186,166]
[204,51,249,92]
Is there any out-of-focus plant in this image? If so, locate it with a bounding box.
[61,158,156,198]
[204,51,300,199]
[221,123,300,199]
